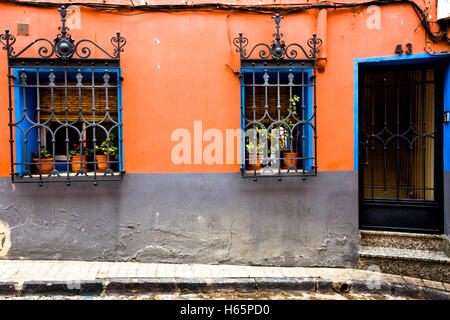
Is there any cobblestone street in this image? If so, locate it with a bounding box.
[0,291,416,300]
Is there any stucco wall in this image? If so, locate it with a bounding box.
[0,172,359,266]
[0,1,447,264]
[0,2,448,175]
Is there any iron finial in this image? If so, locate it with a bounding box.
[58,6,68,38]
[270,14,285,59]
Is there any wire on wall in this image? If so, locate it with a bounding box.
[0,0,448,44]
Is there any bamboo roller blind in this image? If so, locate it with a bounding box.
[38,83,118,123]
[244,86,293,124]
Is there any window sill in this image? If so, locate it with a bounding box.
[13,170,124,184]
[242,168,316,179]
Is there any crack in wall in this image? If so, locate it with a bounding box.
[223,215,236,263]
[0,232,5,250]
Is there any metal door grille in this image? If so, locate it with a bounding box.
[233,14,321,180]
[360,68,437,201]
[0,6,126,185]
[359,64,444,233]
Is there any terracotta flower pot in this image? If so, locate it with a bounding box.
[33,157,53,174]
[281,151,300,169]
[246,154,263,170]
[71,155,88,172]
[96,154,111,173]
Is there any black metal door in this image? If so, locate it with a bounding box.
[359,63,444,233]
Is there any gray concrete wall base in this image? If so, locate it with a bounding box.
[444,171,450,238]
[0,171,359,267]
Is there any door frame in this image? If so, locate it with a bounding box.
[353,53,450,234]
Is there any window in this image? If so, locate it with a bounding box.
[12,67,123,184]
[234,14,320,180]
[1,6,126,185]
[240,68,314,178]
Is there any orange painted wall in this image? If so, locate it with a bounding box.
[0,1,448,176]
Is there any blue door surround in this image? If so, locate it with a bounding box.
[353,53,450,172]
[354,53,449,233]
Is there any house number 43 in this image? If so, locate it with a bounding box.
[395,43,412,55]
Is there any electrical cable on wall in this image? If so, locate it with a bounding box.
[0,0,448,44]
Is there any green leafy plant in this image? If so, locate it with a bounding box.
[96,133,118,156]
[69,142,93,157]
[287,95,300,128]
[280,94,301,152]
[246,141,264,154]
[69,143,81,157]
[39,149,52,159]
[246,127,268,154]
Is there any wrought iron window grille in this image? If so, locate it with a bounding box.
[0,6,126,185]
[234,14,321,181]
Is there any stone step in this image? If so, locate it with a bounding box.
[359,246,450,283]
[360,230,449,254]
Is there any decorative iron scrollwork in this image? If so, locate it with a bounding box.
[0,6,126,60]
[0,30,16,56]
[235,15,320,180]
[54,6,75,59]
[1,6,125,185]
[233,14,321,61]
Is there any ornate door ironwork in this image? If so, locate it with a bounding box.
[359,63,444,233]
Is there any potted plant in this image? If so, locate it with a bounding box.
[246,141,263,170]
[32,148,53,174]
[281,95,301,169]
[95,133,118,173]
[245,127,268,170]
[69,143,89,173]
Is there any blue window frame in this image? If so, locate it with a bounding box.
[11,67,124,184]
[240,67,314,179]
